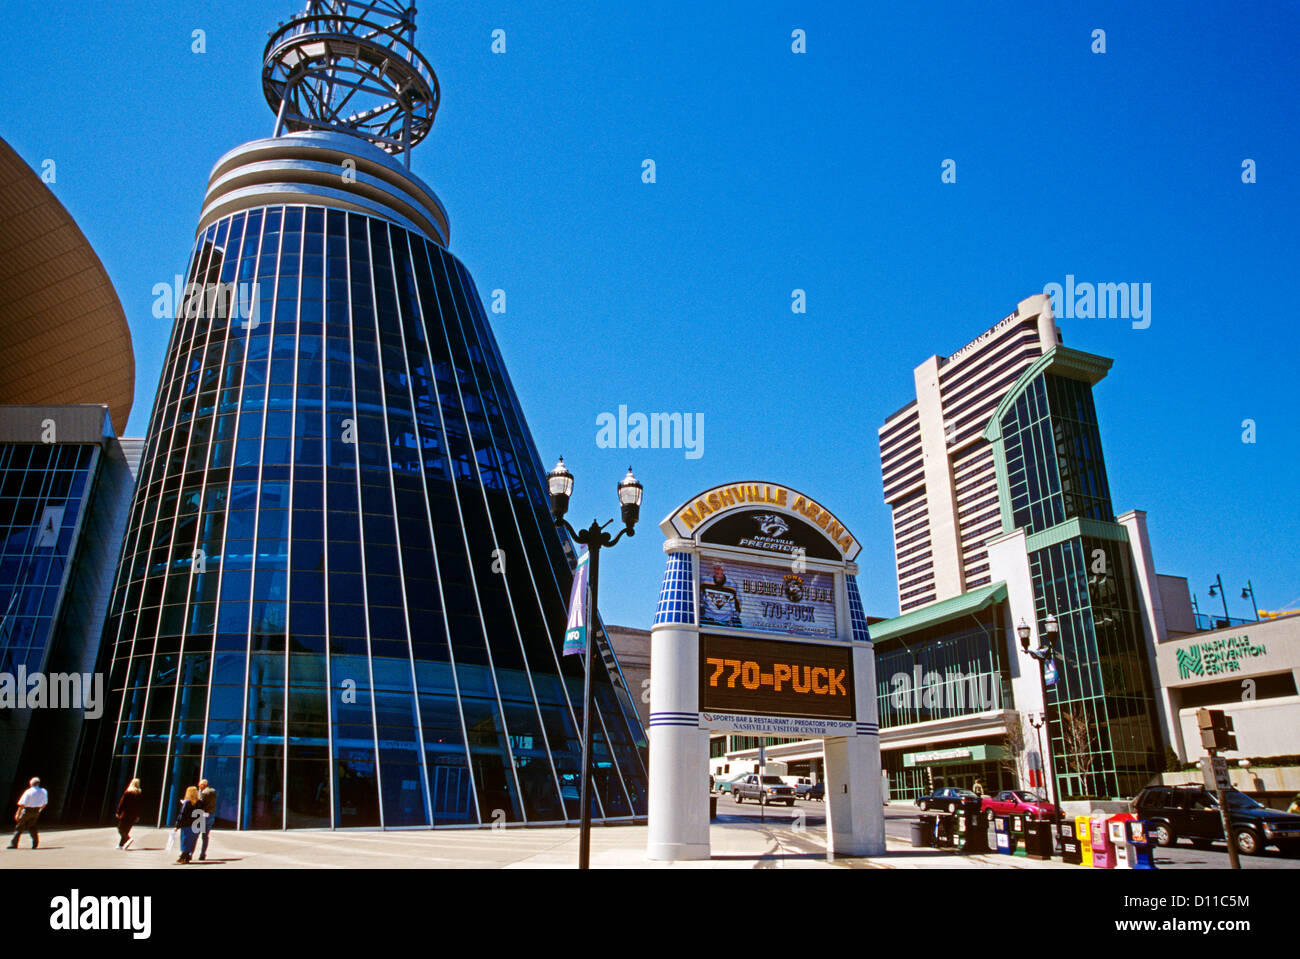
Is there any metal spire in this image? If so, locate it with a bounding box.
[263,1,440,167]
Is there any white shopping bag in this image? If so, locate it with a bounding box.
[165,830,175,852]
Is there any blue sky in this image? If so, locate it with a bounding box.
[2,2,1296,627]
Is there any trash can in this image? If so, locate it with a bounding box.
[1059,818,1083,865]
[911,818,933,848]
[960,807,990,854]
[1024,818,1054,860]
[710,795,718,820]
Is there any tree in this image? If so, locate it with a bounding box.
[1163,745,1182,773]
[1060,706,1097,796]
[1001,712,1027,789]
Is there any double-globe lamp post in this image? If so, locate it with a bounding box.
[546,457,643,870]
[1018,612,1062,846]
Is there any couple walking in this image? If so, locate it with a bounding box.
[113,777,217,862]
[173,779,218,864]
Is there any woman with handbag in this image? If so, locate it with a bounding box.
[172,786,203,864]
[115,779,143,850]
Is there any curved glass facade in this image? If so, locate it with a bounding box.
[995,362,1161,799]
[1000,373,1114,537]
[81,204,647,828]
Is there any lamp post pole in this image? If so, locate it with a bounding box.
[1241,580,1259,622]
[1036,652,1064,846]
[1027,712,1046,798]
[1020,614,1063,846]
[546,459,643,870]
[1209,574,1230,627]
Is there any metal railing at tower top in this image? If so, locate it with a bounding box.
[263,1,440,166]
[1192,612,1254,633]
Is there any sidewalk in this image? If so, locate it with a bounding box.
[0,820,1077,869]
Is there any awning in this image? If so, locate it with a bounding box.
[868,581,1007,644]
[903,743,1007,767]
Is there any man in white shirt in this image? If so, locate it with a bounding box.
[8,777,48,850]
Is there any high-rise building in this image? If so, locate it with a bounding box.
[76,2,647,830]
[867,294,1169,801]
[879,294,1059,613]
[0,134,141,816]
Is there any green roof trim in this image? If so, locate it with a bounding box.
[1022,517,1129,554]
[982,345,1114,444]
[870,581,1007,644]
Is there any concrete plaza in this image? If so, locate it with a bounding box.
[2,816,1071,870]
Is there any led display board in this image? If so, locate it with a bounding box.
[699,632,856,721]
[697,554,836,639]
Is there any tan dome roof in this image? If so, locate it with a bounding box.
[0,136,134,435]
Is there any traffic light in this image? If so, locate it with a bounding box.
[1196,708,1238,752]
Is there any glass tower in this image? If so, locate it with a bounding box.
[78,2,647,829]
[986,347,1162,799]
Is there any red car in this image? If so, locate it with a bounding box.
[981,789,1060,819]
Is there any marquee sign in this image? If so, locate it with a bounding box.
[649,478,884,859]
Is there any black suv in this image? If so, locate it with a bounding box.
[1134,785,1300,855]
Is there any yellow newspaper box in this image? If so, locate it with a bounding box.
[1076,815,1093,867]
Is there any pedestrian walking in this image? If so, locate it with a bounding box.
[972,780,984,797]
[1288,792,1300,815]
[173,786,203,864]
[8,777,48,849]
[115,779,143,850]
[197,778,218,861]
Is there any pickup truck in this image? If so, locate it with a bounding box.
[731,774,796,806]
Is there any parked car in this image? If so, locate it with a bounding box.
[1134,784,1300,855]
[807,782,825,802]
[981,789,1060,820]
[915,787,980,813]
[732,774,796,806]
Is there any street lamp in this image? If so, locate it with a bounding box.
[1240,580,1260,622]
[546,458,642,870]
[1208,574,1230,627]
[1027,712,1047,799]
[1018,613,1063,846]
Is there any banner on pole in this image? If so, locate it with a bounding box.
[562,549,590,656]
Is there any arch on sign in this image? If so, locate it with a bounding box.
[661,481,861,561]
